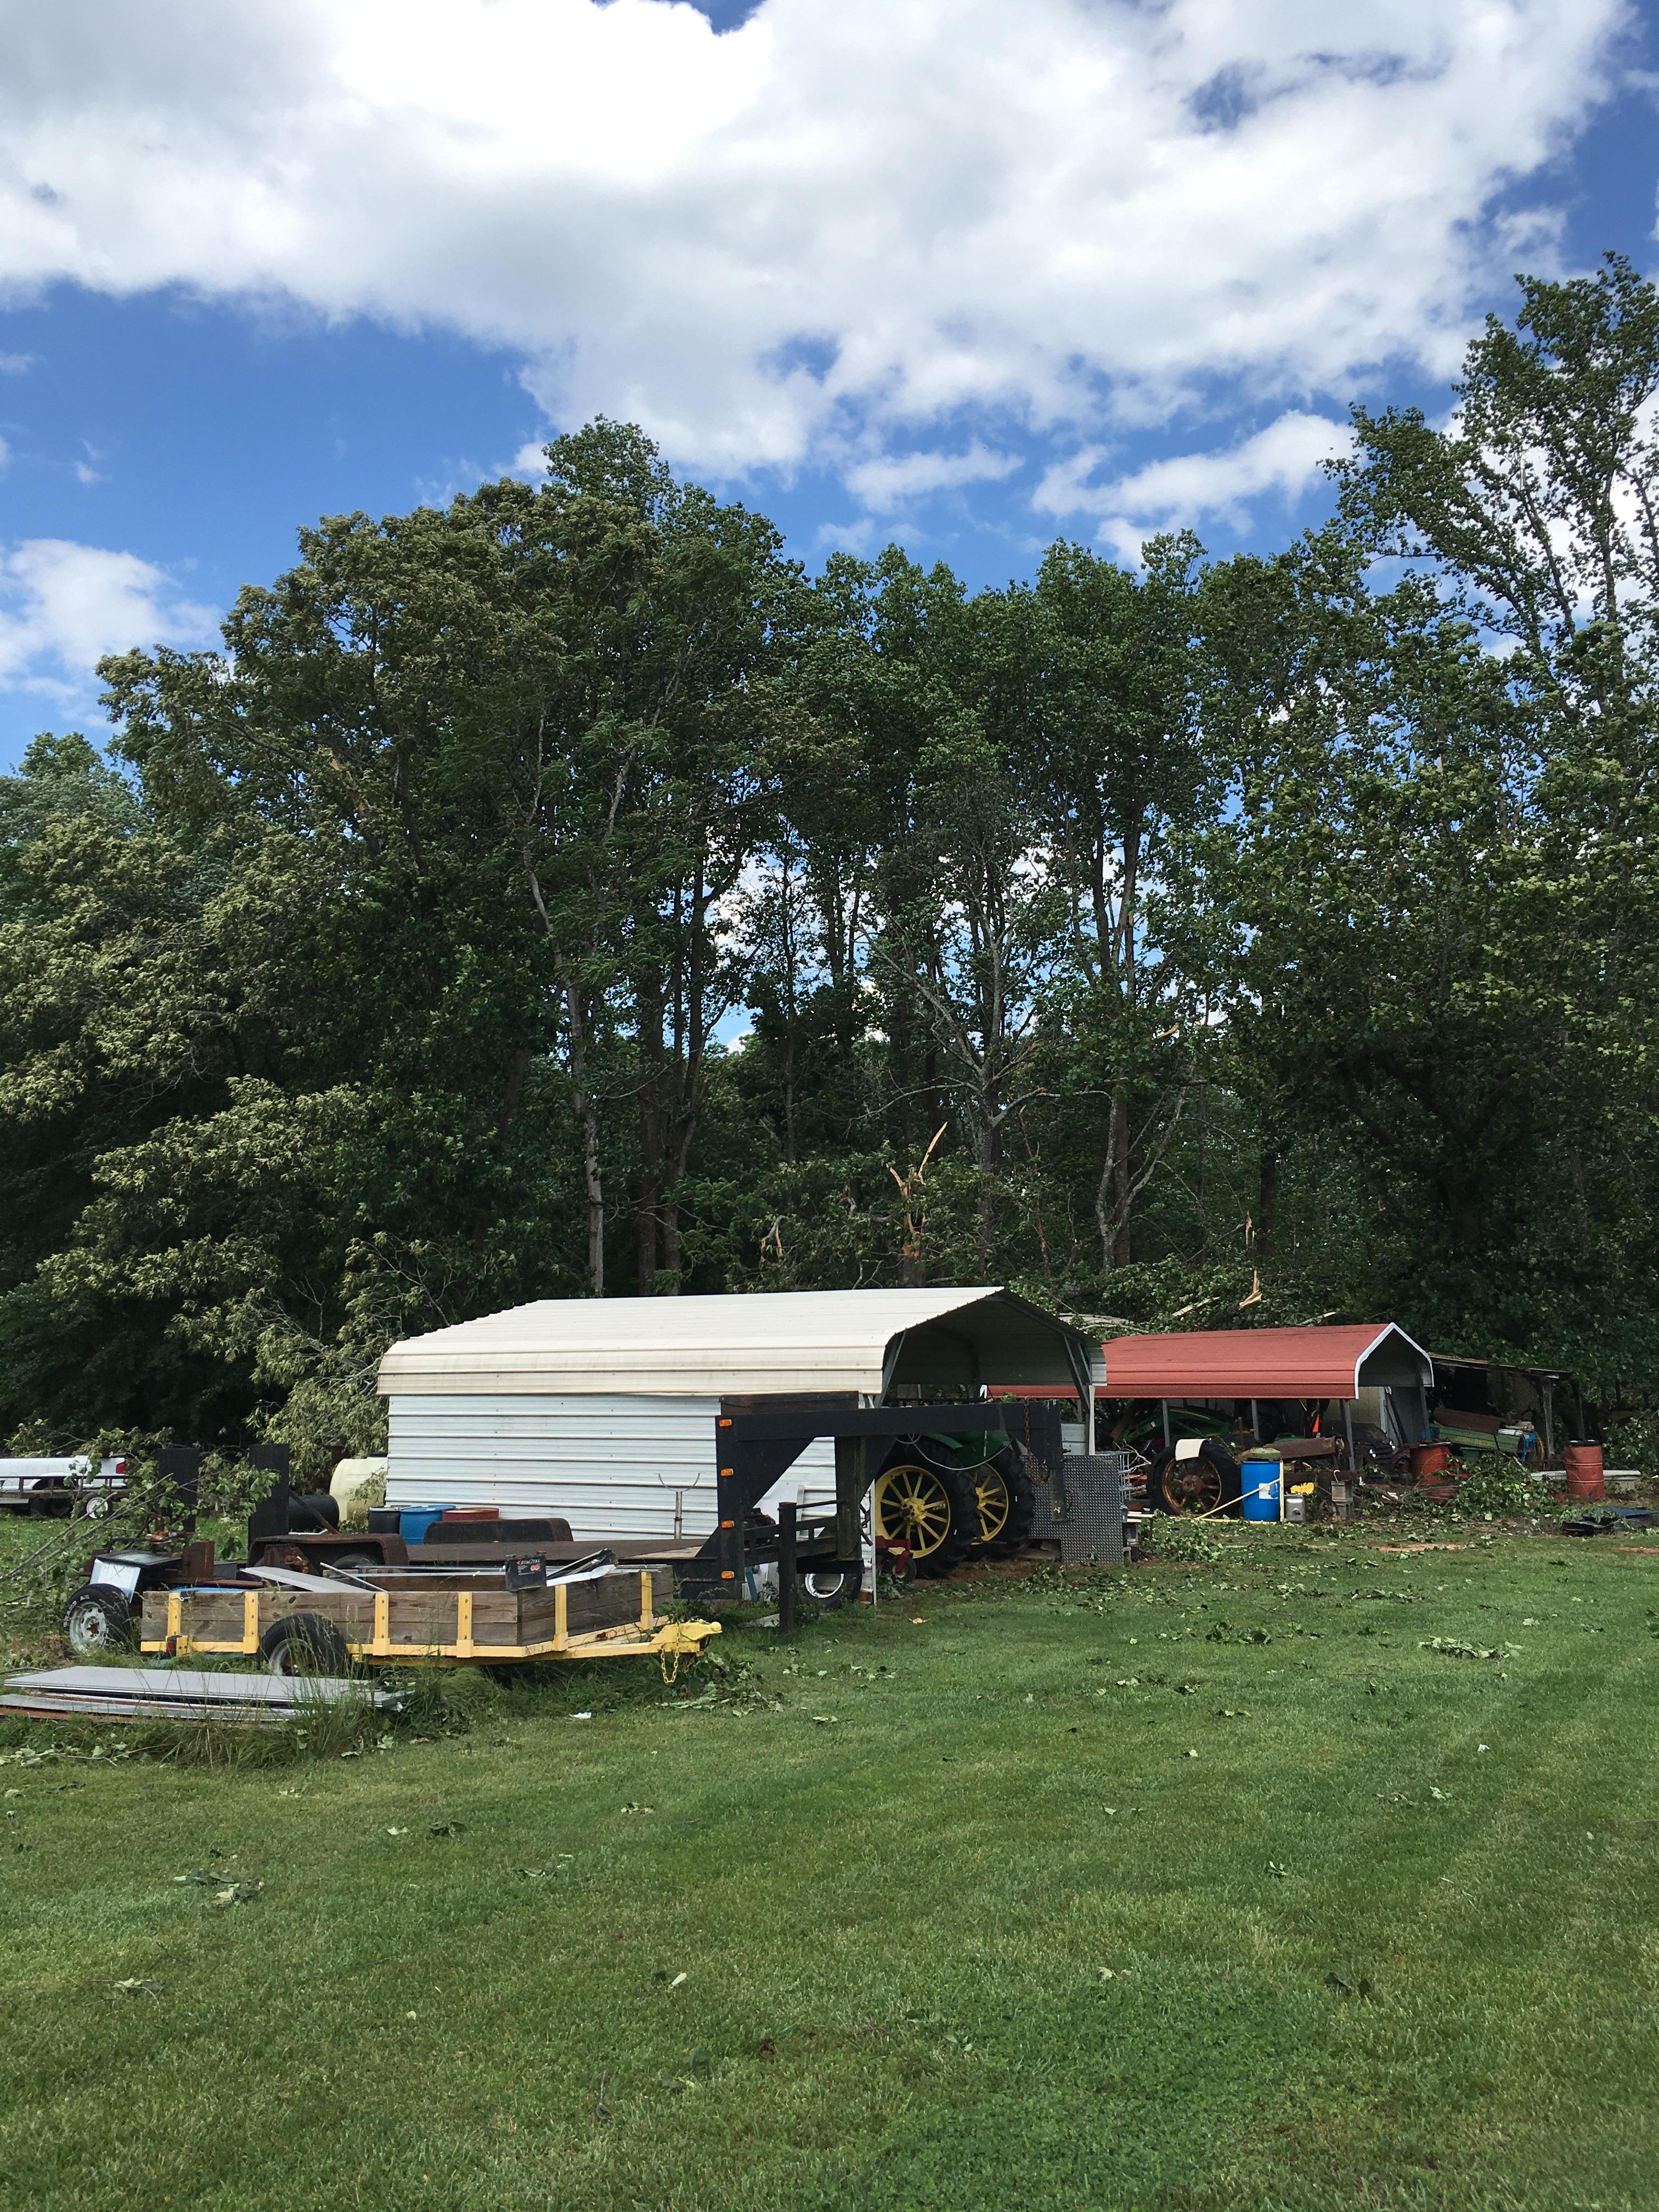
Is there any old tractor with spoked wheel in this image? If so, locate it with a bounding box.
[870,1431,1039,1577]
[1141,1436,1243,1518]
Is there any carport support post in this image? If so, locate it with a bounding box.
[777,1502,797,1639]
[1161,1400,1171,1448]
[1343,1401,1356,1471]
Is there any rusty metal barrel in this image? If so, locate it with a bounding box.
[1564,1441,1605,1502]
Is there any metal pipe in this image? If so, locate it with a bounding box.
[1161,1400,1171,1448]
[778,1501,797,1640]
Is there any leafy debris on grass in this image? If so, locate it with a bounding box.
[1325,1972,1375,2000]
[1420,1638,1521,1660]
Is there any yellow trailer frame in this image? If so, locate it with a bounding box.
[140,1573,722,1669]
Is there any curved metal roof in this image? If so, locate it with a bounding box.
[379,1286,1093,1400]
[1101,1323,1432,1401]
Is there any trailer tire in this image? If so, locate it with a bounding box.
[1144,1440,1242,1519]
[259,1612,353,1678]
[800,1566,860,1611]
[325,1551,380,1573]
[61,1583,137,1656]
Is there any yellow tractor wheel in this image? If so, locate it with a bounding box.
[872,1460,978,1579]
[973,1467,1011,1545]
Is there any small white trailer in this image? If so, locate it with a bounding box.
[0,1455,129,1516]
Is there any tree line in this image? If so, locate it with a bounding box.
[3,257,1657,1474]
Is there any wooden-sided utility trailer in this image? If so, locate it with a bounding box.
[138,1564,719,1673]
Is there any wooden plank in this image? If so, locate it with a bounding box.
[139,1588,376,1644]
[380,1593,460,1646]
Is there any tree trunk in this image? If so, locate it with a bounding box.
[1095,1096,1133,1272]
[496,1046,531,1138]
[1110,1094,1132,1267]
[1257,1126,1281,1265]
[563,982,605,1297]
[636,962,665,1293]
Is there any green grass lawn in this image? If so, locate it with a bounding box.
[0,1525,1655,2211]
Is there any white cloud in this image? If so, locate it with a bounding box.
[843,443,1020,512]
[1039,410,1355,559]
[0,0,1630,501]
[0,541,218,712]
[0,353,33,375]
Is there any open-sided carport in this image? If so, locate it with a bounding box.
[378,1286,1096,1590]
[1101,1323,1434,1513]
[1102,1323,1433,1447]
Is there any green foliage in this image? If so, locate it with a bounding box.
[1602,1414,1658,1479]
[3,268,1659,1457]
[1454,1463,1544,1518]
[1139,1515,1229,1564]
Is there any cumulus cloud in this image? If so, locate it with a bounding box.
[1039,410,1355,559]
[843,443,1020,512]
[0,0,1629,501]
[0,541,218,712]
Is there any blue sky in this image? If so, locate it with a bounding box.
[1,0,1657,771]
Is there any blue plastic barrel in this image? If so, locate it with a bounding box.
[1240,1455,1282,1522]
[399,1505,457,1546]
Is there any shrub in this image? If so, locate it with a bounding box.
[1604,1415,1659,1480]
[1455,1463,1542,1518]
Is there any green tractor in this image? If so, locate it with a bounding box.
[867,1428,1039,1577]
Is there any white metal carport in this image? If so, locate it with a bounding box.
[377,1286,1092,1543]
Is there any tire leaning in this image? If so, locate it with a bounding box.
[1144,1439,1243,1519]
[61,1583,137,1656]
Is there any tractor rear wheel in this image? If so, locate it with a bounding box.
[1145,1439,1242,1518]
[972,1447,1039,1556]
[872,1459,978,1579]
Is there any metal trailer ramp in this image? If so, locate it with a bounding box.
[0,1665,385,1725]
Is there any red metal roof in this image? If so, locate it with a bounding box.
[1100,1324,1430,1401]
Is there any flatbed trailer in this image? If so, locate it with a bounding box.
[139,1566,720,1669]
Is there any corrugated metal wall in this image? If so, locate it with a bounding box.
[385,1392,834,1541]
